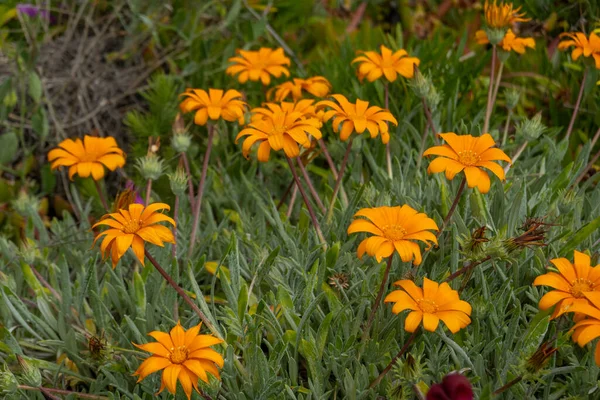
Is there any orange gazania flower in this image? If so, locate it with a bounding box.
[226,47,290,85]
[251,99,324,123]
[133,322,224,400]
[269,76,332,102]
[48,135,125,180]
[564,292,600,366]
[236,103,322,162]
[351,45,420,82]
[558,32,600,69]
[179,88,247,126]
[423,133,512,194]
[533,250,600,318]
[483,0,529,29]
[475,29,535,54]
[317,94,398,143]
[384,278,472,333]
[93,203,175,268]
[347,205,438,264]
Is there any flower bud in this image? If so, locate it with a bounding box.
[504,88,520,110]
[484,26,507,46]
[19,238,39,265]
[410,69,430,99]
[172,132,192,153]
[12,190,39,217]
[136,153,164,181]
[168,167,188,197]
[516,112,546,141]
[0,365,17,395]
[17,355,41,387]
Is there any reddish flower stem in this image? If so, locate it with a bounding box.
[565,67,588,141]
[180,152,195,205]
[145,249,223,341]
[483,45,497,134]
[326,137,354,222]
[362,255,393,342]
[93,180,109,212]
[188,124,215,259]
[493,376,523,396]
[369,329,419,389]
[591,126,600,149]
[171,195,179,258]
[573,147,600,186]
[286,185,298,218]
[17,385,108,399]
[296,157,326,213]
[318,138,348,205]
[437,177,467,238]
[444,255,491,283]
[286,157,326,245]
[277,180,295,210]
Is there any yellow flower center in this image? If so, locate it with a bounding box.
[122,219,141,234]
[571,279,594,298]
[457,150,480,166]
[169,345,189,364]
[417,298,438,314]
[381,224,407,241]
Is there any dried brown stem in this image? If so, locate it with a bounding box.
[144,178,152,206]
[326,137,354,222]
[180,152,196,205]
[493,375,523,396]
[444,255,492,283]
[93,180,109,211]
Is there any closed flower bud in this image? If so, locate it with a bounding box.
[410,69,431,99]
[168,167,188,197]
[526,341,558,374]
[517,112,546,141]
[505,88,520,110]
[12,190,39,216]
[0,365,17,394]
[172,132,192,153]
[136,153,164,181]
[484,26,507,46]
[17,355,41,387]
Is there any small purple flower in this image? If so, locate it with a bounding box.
[426,374,473,400]
[16,3,55,23]
[126,181,144,205]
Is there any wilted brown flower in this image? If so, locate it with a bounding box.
[328,273,349,291]
[526,340,558,373]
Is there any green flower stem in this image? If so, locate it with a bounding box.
[188,124,215,259]
[361,254,393,342]
[296,157,326,213]
[326,136,354,223]
[501,109,512,146]
[145,249,224,342]
[93,180,109,212]
[483,45,497,134]
[286,157,326,245]
[437,177,467,238]
[144,178,152,206]
[491,61,505,111]
[18,385,109,400]
[368,329,419,389]
[384,82,393,179]
[565,67,589,141]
